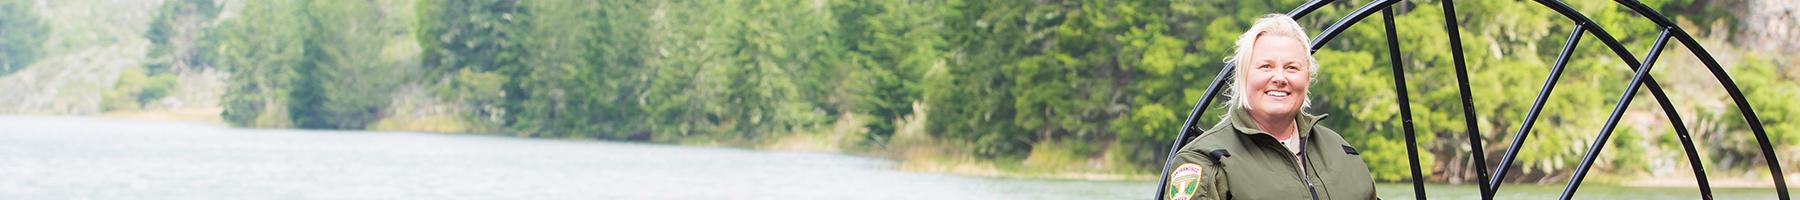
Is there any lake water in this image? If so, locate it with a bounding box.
[0,116,1783,199]
[0,116,1148,199]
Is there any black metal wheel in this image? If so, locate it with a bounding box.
[1153,0,1789,199]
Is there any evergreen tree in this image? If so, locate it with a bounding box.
[0,0,48,75]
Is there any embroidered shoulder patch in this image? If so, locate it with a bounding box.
[1166,163,1205,200]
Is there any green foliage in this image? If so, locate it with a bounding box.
[927,0,1031,157]
[833,0,948,143]
[507,0,648,138]
[712,0,834,138]
[0,0,48,75]
[216,0,404,129]
[1718,54,1800,169]
[416,0,525,129]
[103,67,179,111]
[440,68,507,126]
[416,0,521,74]
[144,0,221,73]
[290,0,404,129]
[216,0,310,128]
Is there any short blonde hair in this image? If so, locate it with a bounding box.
[1223,14,1320,110]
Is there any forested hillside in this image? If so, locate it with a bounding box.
[5,0,1795,183]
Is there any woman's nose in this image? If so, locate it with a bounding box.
[1271,73,1289,86]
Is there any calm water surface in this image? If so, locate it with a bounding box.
[0,116,1149,199]
[0,116,1783,199]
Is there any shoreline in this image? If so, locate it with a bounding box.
[1623,175,1793,188]
[71,111,1797,187]
[96,108,224,124]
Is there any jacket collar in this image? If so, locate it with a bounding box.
[1227,106,1328,140]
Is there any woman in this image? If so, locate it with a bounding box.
[1163,14,1376,200]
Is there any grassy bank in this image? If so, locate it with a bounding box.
[359,98,1160,181]
[99,107,223,124]
[752,105,1157,181]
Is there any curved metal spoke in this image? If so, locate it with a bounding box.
[1381,7,1429,200]
[1529,1,1694,157]
[1612,0,1788,198]
[1152,64,1234,200]
[1560,28,1674,200]
[1286,0,1336,19]
[1488,23,1585,199]
[1311,0,1401,53]
[1534,0,1742,198]
[1438,0,1493,198]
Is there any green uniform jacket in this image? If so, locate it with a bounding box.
[1163,107,1377,200]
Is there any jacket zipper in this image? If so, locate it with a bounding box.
[1298,138,1320,200]
[1281,134,1324,200]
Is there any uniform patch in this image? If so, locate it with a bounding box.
[1166,163,1205,200]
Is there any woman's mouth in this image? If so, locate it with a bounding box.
[1265,90,1290,98]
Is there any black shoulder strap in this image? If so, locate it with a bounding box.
[1205,149,1232,162]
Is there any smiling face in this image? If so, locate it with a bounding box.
[1241,34,1312,118]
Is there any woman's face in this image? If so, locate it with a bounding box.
[1243,35,1311,118]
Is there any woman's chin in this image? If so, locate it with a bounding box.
[1252,106,1296,116]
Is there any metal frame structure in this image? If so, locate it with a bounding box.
[1153,0,1789,199]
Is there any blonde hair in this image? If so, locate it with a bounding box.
[1223,14,1320,110]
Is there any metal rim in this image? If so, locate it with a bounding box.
[1153,0,1789,199]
